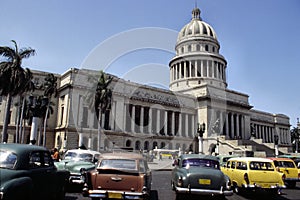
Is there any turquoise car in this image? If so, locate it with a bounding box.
[54,148,100,191]
[0,143,69,200]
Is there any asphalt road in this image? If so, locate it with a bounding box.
[66,170,300,200]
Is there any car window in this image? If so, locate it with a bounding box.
[230,161,236,169]
[249,161,274,171]
[29,152,42,168]
[226,161,231,168]
[43,152,54,167]
[236,161,247,170]
[0,150,17,169]
[99,159,137,170]
[274,161,295,168]
[182,158,219,169]
[63,151,95,162]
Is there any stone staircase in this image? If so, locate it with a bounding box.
[218,136,289,157]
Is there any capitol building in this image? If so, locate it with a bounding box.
[0,7,291,156]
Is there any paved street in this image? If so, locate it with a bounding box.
[66,158,300,200]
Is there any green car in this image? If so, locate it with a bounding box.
[171,154,233,199]
[54,148,100,191]
[0,143,69,200]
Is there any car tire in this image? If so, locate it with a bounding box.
[233,183,240,194]
[287,181,296,188]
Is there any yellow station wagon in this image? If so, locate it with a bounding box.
[221,157,286,194]
[268,157,300,188]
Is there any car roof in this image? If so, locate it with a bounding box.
[267,157,294,161]
[180,154,219,161]
[0,143,48,154]
[99,152,144,160]
[66,149,100,155]
[228,157,272,162]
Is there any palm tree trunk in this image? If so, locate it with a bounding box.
[97,109,102,152]
[30,117,39,145]
[43,104,50,147]
[15,100,21,143]
[1,94,12,143]
[19,97,26,143]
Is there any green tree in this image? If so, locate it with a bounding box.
[94,70,113,151]
[291,127,299,153]
[41,73,57,146]
[0,40,35,143]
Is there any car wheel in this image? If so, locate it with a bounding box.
[287,181,296,188]
[233,183,240,194]
[171,181,176,191]
[54,185,66,200]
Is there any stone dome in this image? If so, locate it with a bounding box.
[177,7,218,43]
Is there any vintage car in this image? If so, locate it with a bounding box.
[217,154,240,168]
[268,157,300,188]
[171,154,233,198]
[82,152,152,200]
[54,148,100,190]
[0,143,69,200]
[222,157,286,194]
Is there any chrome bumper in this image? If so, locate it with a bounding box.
[175,186,233,196]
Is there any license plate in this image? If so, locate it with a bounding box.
[108,192,122,199]
[199,179,211,185]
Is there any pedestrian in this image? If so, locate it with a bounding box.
[52,147,60,162]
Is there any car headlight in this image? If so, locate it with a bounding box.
[0,191,3,200]
[177,176,184,187]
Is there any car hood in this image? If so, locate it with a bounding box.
[55,160,96,173]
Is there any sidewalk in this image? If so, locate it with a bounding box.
[148,158,174,171]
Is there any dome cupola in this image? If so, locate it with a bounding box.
[169,7,228,94]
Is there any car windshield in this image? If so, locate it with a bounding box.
[99,159,137,170]
[63,152,94,162]
[182,158,219,169]
[0,150,17,169]
[249,161,275,171]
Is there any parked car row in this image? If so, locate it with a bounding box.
[1,143,299,200]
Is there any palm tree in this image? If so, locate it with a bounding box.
[41,73,57,146]
[15,69,35,143]
[291,127,299,153]
[94,70,113,152]
[0,40,35,143]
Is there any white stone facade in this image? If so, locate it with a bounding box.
[0,7,291,155]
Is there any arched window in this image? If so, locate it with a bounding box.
[205,45,209,51]
[126,140,132,147]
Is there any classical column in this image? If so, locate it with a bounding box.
[131,105,135,133]
[236,115,240,138]
[164,110,167,135]
[231,114,234,138]
[148,108,152,133]
[171,112,175,136]
[185,114,189,137]
[191,115,195,138]
[140,106,144,133]
[178,113,182,137]
[157,109,160,134]
[225,113,229,138]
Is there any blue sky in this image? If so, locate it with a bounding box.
[1,0,300,127]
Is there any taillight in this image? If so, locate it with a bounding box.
[244,173,249,184]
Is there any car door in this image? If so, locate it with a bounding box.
[28,151,57,198]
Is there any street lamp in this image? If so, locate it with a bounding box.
[274,134,279,157]
[197,123,206,154]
